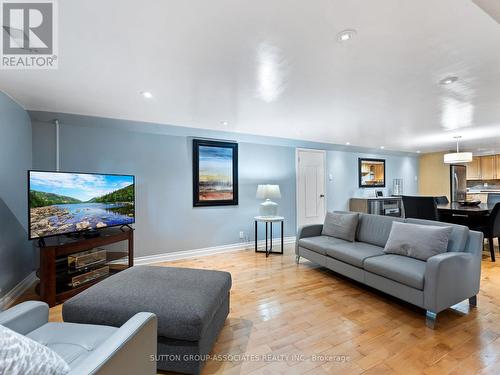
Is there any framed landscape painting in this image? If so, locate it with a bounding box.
[192,139,238,207]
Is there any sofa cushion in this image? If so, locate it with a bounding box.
[63,266,231,342]
[325,242,385,268]
[298,236,350,255]
[322,212,359,242]
[405,218,469,252]
[356,214,404,247]
[384,222,452,261]
[364,254,427,290]
[0,324,71,375]
[27,322,116,369]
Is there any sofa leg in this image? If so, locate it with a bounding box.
[295,255,300,264]
[425,311,437,329]
[469,295,477,307]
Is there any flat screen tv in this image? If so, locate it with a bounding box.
[28,170,135,240]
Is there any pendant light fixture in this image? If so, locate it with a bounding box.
[443,136,473,164]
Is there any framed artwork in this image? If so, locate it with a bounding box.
[359,158,386,188]
[193,139,238,207]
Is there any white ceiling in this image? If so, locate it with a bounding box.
[1,0,500,153]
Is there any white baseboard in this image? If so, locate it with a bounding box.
[134,236,296,265]
[0,272,37,311]
[0,237,297,309]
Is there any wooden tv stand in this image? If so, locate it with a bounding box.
[37,227,134,307]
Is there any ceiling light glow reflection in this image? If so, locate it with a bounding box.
[406,124,500,147]
[440,97,474,130]
[256,42,288,103]
[439,74,476,131]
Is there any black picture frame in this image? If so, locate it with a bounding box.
[358,158,386,188]
[192,139,238,207]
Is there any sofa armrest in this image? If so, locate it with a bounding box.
[69,312,157,375]
[296,224,323,254]
[0,301,49,335]
[424,244,482,313]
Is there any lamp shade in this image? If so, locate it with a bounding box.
[256,184,281,199]
[443,152,473,164]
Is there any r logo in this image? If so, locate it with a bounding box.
[2,2,53,54]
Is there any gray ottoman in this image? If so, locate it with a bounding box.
[62,266,232,374]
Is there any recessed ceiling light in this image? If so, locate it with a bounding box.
[337,29,357,42]
[220,121,229,127]
[380,146,385,149]
[416,150,421,154]
[140,91,153,99]
[345,142,351,145]
[439,76,458,85]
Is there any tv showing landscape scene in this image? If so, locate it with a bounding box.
[29,171,135,239]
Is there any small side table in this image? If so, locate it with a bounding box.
[254,216,284,257]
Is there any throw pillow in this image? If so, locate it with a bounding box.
[0,324,70,375]
[322,212,359,242]
[384,221,452,261]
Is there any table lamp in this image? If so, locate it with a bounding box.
[256,184,281,217]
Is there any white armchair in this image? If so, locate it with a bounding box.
[0,301,157,375]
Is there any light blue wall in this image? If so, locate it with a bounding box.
[29,111,417,158]
[31,120,296,257]
[30,112,419,258]
[0,92,33,300]
[326,150,419,211]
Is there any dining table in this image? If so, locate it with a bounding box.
[437,202,493,228]
[437,202,493,215]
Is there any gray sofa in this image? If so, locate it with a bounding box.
[296,213,483,328]
[0,301,157,374]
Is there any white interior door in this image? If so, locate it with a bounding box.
[296,148,326,228]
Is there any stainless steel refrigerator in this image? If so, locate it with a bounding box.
[450,165,467,202]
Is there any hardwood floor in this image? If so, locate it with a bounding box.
[15,243,500,374]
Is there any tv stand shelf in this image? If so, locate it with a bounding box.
[37,227,134,307]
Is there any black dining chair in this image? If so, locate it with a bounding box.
[434,196,451,222]
[488,193,500,206]
[472,202,500,262]
[434,196,449,205]
[402,196,439,221]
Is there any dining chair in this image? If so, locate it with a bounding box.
[472,202,500,262]
[488,193,500,206]
[434,196,449,205]
[402,196,438,221]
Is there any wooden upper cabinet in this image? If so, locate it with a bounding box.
[480,155,496,180]
[466,157,481,180]
[373,164,384,182]
[497,155,500,179]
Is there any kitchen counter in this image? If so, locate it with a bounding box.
[468,190,500,193]
[349,197,402,217]
[467,191,500,204]
[351,196,402,200]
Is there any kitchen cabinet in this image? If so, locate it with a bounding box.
[373,164,384,184]
[497,155,500,179]
[466,157,481,180]
[467,193,488,203]
[466,155,499,180]
[480,155,496,180]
